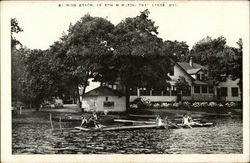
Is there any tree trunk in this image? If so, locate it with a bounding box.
[34,97,41,111]
[35,101,40,111]
[125,87,130,110]
[75,84,81,108]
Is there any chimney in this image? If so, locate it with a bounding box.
[189,57,193,67]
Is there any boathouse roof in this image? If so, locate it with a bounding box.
[83,86,124,97]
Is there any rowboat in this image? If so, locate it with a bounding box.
[176,122,214,128]
[74,124,167,132]
[114,119,156,124]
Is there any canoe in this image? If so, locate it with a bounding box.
[128,114,157,118]
[176,122,214,128]
[74,124,167,132]
[114,119,156,124]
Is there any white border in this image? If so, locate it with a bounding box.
[1,1,249,162]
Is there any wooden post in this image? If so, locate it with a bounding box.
[19,106,22,115]
[50,113,54,130]
[59,117,62,132]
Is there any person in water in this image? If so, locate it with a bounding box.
[80,116,88,127]
[89,112,102,128]
[156,115,164,126]
[182,114,192,128]
[182,113,202,128]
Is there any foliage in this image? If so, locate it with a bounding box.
[11,18,23,49]
[172,102,180,108]
[162,40,189,62]
[191,36,242,88]
[225,102,237,108]
[183,101,191,107]
[23,49,57,108]
[11,48,30,106]
[50,14,115,107]
[175,77,190,95]
[11,18,27,107]
[131,97,151,109]
[112,9,172,108]
[208,102,217,107]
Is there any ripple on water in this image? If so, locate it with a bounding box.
[12,118,243,154]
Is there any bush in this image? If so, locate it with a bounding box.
[173,102,180,108]
[192,102,200,108]
[218,103,224,107]
[208,102,218,107]
[152,103,161,109]
[200,102,208,107]
[225,102,237,108]
[130,104,138,109]
[131,97,150,109]
[161,102,172,108]
[183,101,191,107]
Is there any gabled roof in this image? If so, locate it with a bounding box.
[187,68,202,74]
[193,80,208,85]
[174,62,195,82]
[177,62,207,71]
[83,86,124,97]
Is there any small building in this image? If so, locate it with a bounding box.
[81,86,126,112]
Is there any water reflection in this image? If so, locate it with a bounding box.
[12,117,242,154]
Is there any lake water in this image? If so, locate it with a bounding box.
[12,114,243,154]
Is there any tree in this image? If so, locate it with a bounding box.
[162,40,189,62]
[11,48,28,106]
[229,38,243,103]
[11,18,25,107]
[23,49,57,110]
[51,14,115,107]
[191,36,243,102]
[111,9,172,109]
[191,36,231,82]
[175,77,190,101]
[11,18,23,49]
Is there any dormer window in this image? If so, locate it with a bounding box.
[197,74,200,80]
[201,74,204,80]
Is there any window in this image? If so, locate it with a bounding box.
[232,87,239,97]
[140,88,150,96]
[221,87,228,97]
[130,88,137,96]
[194,85,200,93]
[201,74,204,81]
[152,89,162,96]
[208,86,214,94]
[197,74,200,80]
[202,85,207,93]
[171,86,177,96]
[103,101,114,107]
[163,87,170,96]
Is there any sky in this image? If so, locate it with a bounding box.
[5,1,249,50]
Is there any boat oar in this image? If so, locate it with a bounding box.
[169,122,182,129]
